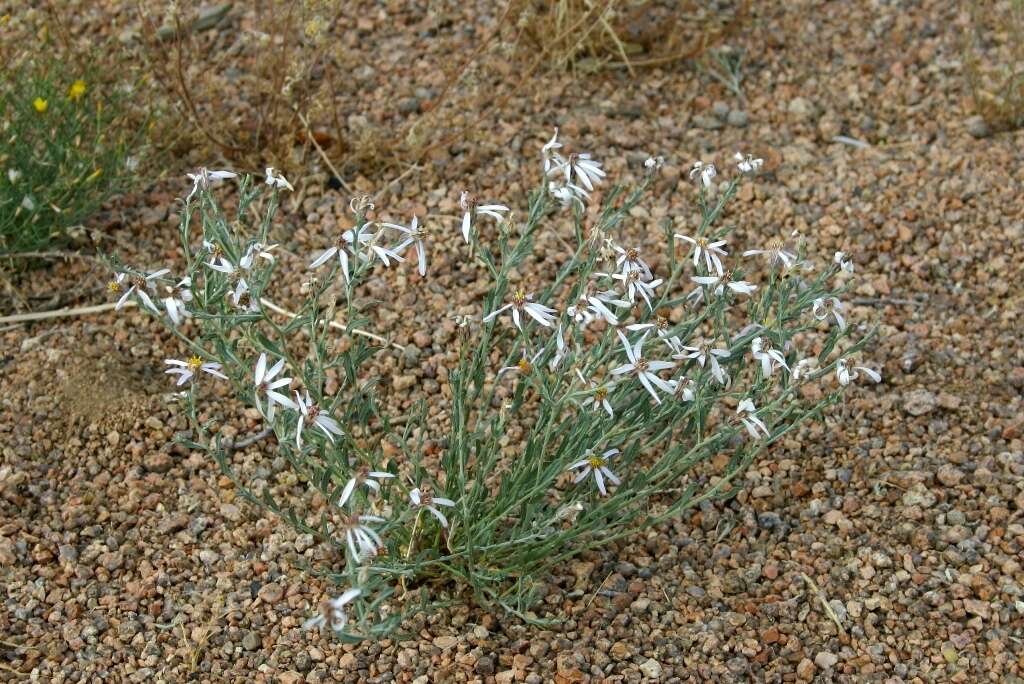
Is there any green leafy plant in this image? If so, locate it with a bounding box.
[111,139,880,641]
[0,53,142,255]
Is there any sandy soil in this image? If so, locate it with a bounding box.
[1,1,1022,682]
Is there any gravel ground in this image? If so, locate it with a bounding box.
[2,1,1023,682]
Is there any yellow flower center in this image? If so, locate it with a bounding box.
[187,355,204,372]
[517,358,532,373]
[512,289,527,307]
[107,280,122,294]
[587,455,605,468]
[594,387,608,401]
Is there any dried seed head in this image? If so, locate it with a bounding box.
[349,195,374,216]
[654,311,671,331]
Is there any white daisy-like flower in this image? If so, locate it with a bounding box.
[338,466,396,508]
[498,349,543,377]
[205,255,260,311]
[689,161,717,188]
[614,245,653,279]
[186,168,236,200]
[675,341,730,385]
[792,357,817,381]
[483,288,557,330]
[206,255,242,278]
[294,391,344,450]
[242,242,278,267]
[626,311,681,353]
[674,233,728,275]
[229,277,259,312]
[567,290,628,327]
[253,353,297,421]
[742,238,797,268]
[264,167,294,191]
[548,324,568,371]
[734,152,763,174]
[383,215,430,276]
[309,225,373,283]
[751,337,790,378]
[833,251,854,273]
[303,588,361,633]
[541,128,564,174]
[644,155,665,171]
[576,369,615,418]
[553,151,605,192]
[691,271,757,297]
[667,375,695,402]
[737,398,770,439]
[163,277,193,325]
[409,487,456,528]
[603,270,662,310]
[610,330,676,404]
[459,191,509,243]
[365,234,405,268]
[164,355,227,385]
[548,180,590,208]
[108,268,169,312]
[338,512,386,561]
[813,296,846,331]
[836,359,881,386]
[567,448,621,497]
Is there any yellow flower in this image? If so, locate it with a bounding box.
[33,97,48,113]
[68,80,87,101]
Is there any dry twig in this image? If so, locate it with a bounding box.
[800,572,847,636]
[0,297,402,353]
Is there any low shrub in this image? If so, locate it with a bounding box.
[111,137,879,640]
